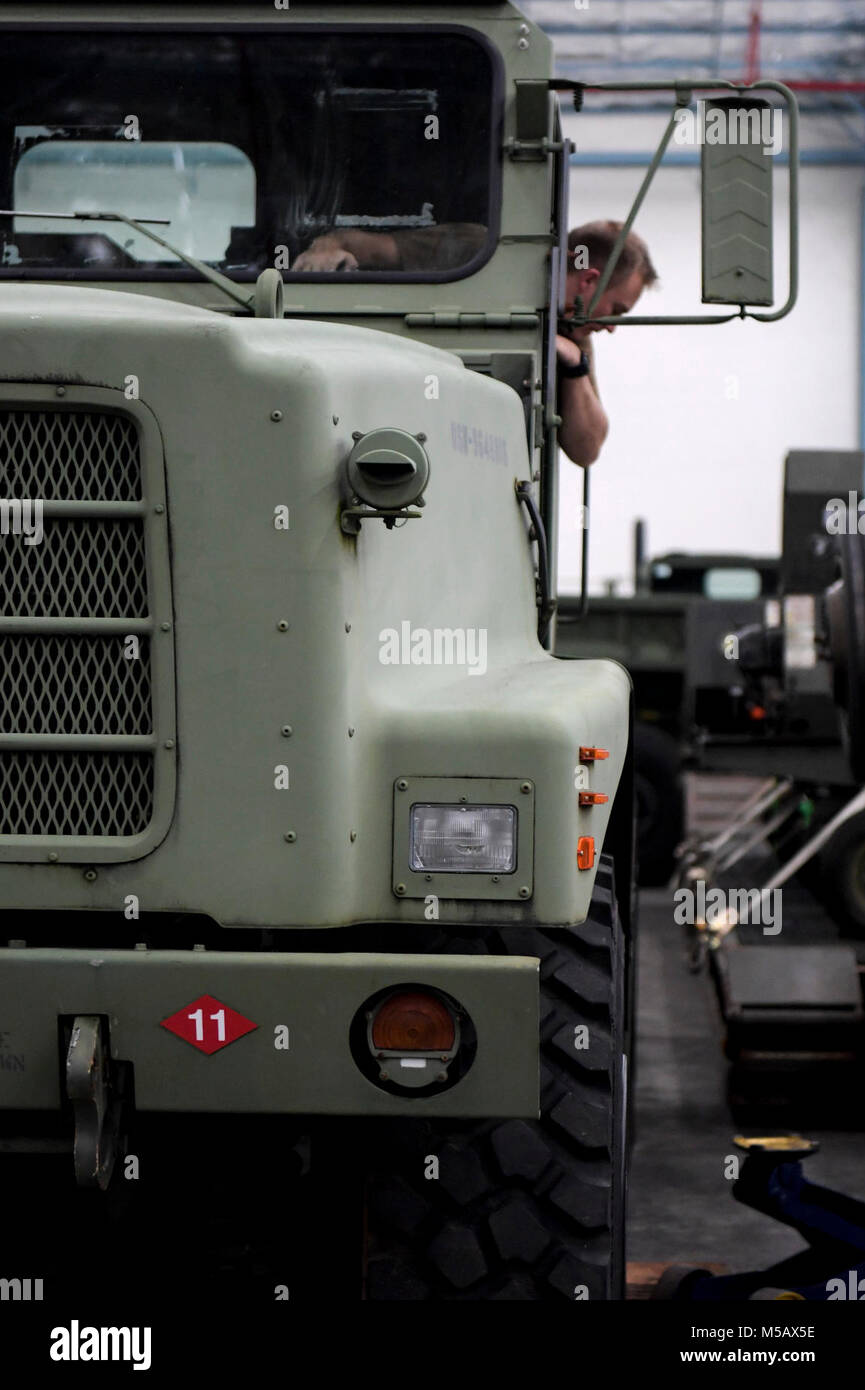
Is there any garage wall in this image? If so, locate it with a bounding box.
[556,113,865,594]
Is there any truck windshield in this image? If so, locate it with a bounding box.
[0,27,498,283]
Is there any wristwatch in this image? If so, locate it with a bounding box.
[560,349,590,379]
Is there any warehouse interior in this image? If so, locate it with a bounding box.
[525,0,865,1303]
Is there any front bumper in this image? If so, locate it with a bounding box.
[0,947,539,1118]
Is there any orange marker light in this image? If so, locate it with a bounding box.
[577,836,595,870]
[579,792,609,807]
[579,747,610,763]
[371,992,455,1052]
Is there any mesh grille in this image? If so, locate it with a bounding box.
[0,407,156,843]
[0,751,153,836]
[0,636,152,735]
[0,410,140,500]
[0,519,147,618]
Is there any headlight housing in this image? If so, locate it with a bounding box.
[409,803,517,873]
[393,777,534,901]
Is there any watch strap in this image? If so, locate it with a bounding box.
[560,349,590,379]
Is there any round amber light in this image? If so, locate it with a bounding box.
[371,991,456,1052]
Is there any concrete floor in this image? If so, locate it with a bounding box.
[628,886,865,1273]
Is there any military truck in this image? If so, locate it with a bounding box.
[0,1,795,1303]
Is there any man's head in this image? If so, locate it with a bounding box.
[564,220,658,342]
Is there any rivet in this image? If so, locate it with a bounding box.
[352,430,363,441]
[425,873,432,881]
[154,503,165,514]
[436,1071,448,1083]
[160,622,171,632]
[518,886,530,898]
[281,725,293,737]
[270,409,283,422]
[47,851,58,863]
[164,739,174,749]
[348,726,355,737]
[350,830,357,842]
[520,782,531,793]
[284,831,296,843]
[395,883,406,895]
[397,779,408,791]
[491,875,500,883]
[55,386,66,397]
[84,869,97,882]
[379,1070,390,1081]
[518,36,529,49]
[277,620,289,632]
[416,432,427,442]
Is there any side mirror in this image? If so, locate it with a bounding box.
[701,97,776,306]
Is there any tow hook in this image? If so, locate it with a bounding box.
[65,1015,127,1190]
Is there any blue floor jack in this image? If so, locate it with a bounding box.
[654,1137,865,1301]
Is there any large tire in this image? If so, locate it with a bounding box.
[817,809,865,939]
[633,722,683,887]
[363,855,627,1301]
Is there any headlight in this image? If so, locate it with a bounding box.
[409,803,517,873]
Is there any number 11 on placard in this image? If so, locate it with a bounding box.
[187,1007,226,1042]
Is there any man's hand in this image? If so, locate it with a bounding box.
[293,237,359,272]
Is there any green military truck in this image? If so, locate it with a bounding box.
[0,1,795,1302]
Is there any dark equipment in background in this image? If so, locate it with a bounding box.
[677,450,865,1115]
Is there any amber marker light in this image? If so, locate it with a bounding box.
[371,991,456,1053]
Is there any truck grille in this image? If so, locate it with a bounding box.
[0,407,156,842]
[0,518,147,617]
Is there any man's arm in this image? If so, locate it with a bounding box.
[292,224,487,272]
[555,335,609,466]
[293,230,400,271]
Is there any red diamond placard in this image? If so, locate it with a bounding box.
[160,994,258,1055]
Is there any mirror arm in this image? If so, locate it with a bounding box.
[585,93,691,319]
[552,78,799,327]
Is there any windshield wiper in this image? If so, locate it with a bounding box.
[0,209,255,312]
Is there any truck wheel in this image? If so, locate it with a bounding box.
[633,722,683,887]
[817,809,865,939]
[363,855,627,1300]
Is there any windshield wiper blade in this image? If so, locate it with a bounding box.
[0,209,255,312]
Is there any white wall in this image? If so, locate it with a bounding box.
[556,113,865,594]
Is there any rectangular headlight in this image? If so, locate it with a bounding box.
[409,803,517,873]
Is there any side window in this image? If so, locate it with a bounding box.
[703,568,762,600]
